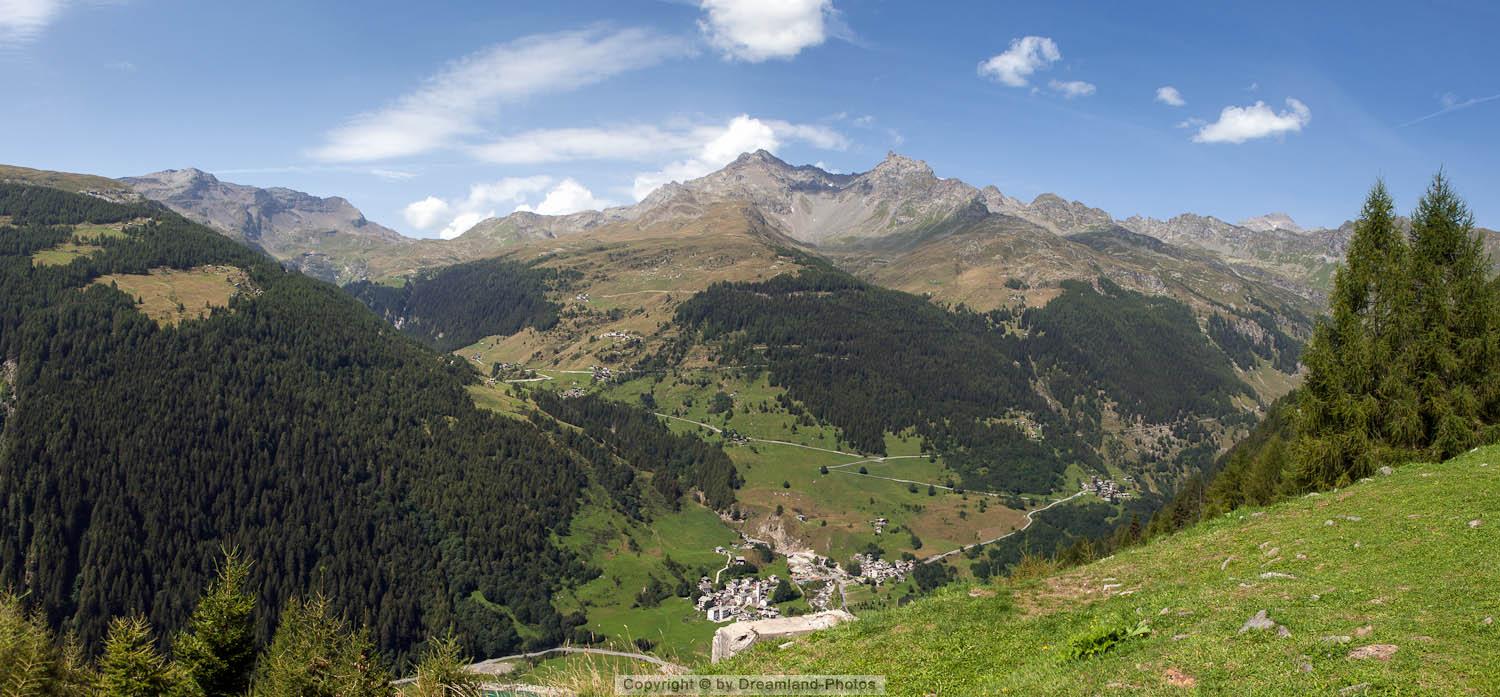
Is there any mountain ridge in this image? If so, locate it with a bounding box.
[121,167,411,283]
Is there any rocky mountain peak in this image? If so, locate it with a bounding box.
[121,168,408,282]
[729,149,788,168]
[1240,212,1303,233]
[865,152,934,181]
[1020,193,1115,234]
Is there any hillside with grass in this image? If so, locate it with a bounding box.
[710,446,1500,695]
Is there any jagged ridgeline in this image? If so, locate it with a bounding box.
[0,184,619,665]
[344,257,574,352]
[662,255,1255,495]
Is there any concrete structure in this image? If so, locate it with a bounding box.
[711,610,856,663]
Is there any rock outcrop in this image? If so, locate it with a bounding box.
[122,168,410,283]
[711,610,856,663]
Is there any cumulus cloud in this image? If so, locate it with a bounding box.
[1155,86,1185,106]
[404,176,551,239]
[436,211,491,241]
[402,196,451,230]
[405,176,616,239]
[629,114,848,200]
[698,0,842,62]
[1049,79,1096,98]
[0,0,65,46]
[513,178,612,216]
[1192,98,1310,144]
[978,36,1060,87]
[310,27,691,162]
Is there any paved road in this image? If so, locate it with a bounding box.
[923,490,1088,563]
[595,289,688,298]
[654,413,865,457]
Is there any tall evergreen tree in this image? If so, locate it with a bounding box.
[1294,181,1409,487]
[1295,174,1498,489]
[251,597,390,697]
[1401,172,1500,458]
[174,551,257,697]
[97,616,195,697]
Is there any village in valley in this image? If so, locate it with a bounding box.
[693,540,920,623]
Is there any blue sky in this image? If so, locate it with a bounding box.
[3,0,1497,237]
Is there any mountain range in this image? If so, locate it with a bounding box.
[117,151,1496,306]
[4,153,1496,676]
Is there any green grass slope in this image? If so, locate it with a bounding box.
[712,446,1500,695]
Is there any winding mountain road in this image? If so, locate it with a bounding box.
[923,490,1087,563]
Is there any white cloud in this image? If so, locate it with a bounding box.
[402,196,451,230]
[0,0,65,46]
[406,175,615,238]
[1155,86,1185,107]
[473,117,846,169]
[1192,98,1311,144]
[629,114,847,200]
[978,36,1060,87]
[698,0,840,62]
[405,176,553,239]
[310,27,691,162]
[768,120,850,150]
[514,178,612,216]
[438,211,492,241]
[213,164,418,183]
[472,125,699,165]
[1049,79,1096,98]
[369,168,417,182]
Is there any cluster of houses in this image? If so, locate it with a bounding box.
[590,365,613,381]
[597,330,640,344]
[1082,475,1133,502]
[695,575,783,623]
[558,388,587,399]
[574,292,591,303]
[870,517,889,535]
[807,580,839,611]
[851,554,916,585]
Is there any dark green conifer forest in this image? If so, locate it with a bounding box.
[0,185,736,673]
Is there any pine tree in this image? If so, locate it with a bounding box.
[97,615,194,697]
[251,596,391,697]
[174,550,257,697]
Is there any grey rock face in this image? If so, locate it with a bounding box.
[122,168,411,283]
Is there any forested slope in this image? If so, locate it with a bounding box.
[0,185,734,666]
[344,256,570,352]
[665,256,1254,496]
